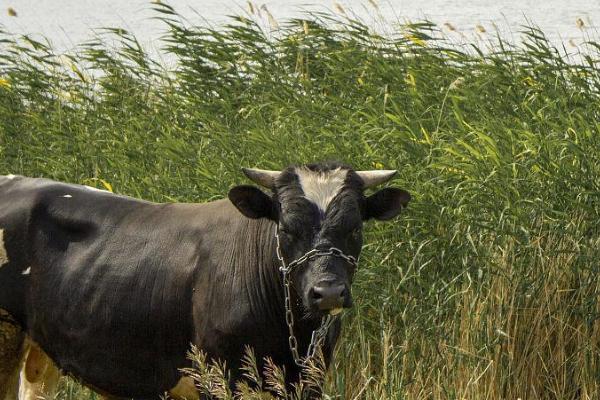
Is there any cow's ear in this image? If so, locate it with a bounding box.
[228,185,276,220]
[364,188,411,221]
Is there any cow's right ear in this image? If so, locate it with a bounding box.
[363,187,411,221]
[228,185,276,220]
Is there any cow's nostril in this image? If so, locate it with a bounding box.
[339,288,347,299]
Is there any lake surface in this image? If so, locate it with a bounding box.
[1,0,599,56]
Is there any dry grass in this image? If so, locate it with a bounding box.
[330,225,600,399]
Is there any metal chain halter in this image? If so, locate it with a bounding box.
[275,225,358,367]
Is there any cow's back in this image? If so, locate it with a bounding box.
[0,175,204,397]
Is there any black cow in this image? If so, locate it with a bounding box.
[0,162,410,399]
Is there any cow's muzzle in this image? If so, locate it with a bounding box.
[308,280,352,313]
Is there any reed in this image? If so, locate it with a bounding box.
[0,5,598,399]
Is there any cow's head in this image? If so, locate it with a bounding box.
[228,163,410,316]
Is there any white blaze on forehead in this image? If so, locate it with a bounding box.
[0,229,8,267]
[295,167,348,212]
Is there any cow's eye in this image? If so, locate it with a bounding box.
[351,228,361,239]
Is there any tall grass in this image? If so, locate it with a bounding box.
[0,4,599,399]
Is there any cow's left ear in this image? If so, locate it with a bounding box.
[228,185,276,220]
[364,188,411,221]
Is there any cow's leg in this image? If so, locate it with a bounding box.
[0,310,24,400]
[18,339,61,400]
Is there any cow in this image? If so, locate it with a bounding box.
[0,162,410,399]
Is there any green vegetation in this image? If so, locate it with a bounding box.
[0,4,599,399]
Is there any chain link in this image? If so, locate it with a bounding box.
[275,225,358,367]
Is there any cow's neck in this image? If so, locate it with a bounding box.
[229,216,322,345]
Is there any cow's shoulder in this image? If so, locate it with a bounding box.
[0,175,154,244]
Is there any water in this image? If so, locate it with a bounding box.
[0,0,598,56]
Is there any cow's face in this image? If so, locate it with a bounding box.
[229,163,410,316]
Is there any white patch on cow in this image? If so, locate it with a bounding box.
[84,185,108,193]
[0,229,8,267]
[61,194,72,198]
[295,167,348,212]
[6,174,16,179]
[83,185,114,194]
[22,267,31,275]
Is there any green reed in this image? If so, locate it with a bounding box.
[0,4,598,399]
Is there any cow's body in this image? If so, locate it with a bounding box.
[0,164,410,399]
[0,175,321,398]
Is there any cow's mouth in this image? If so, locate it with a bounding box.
[303,304,344,319]
[303,299,350,319]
